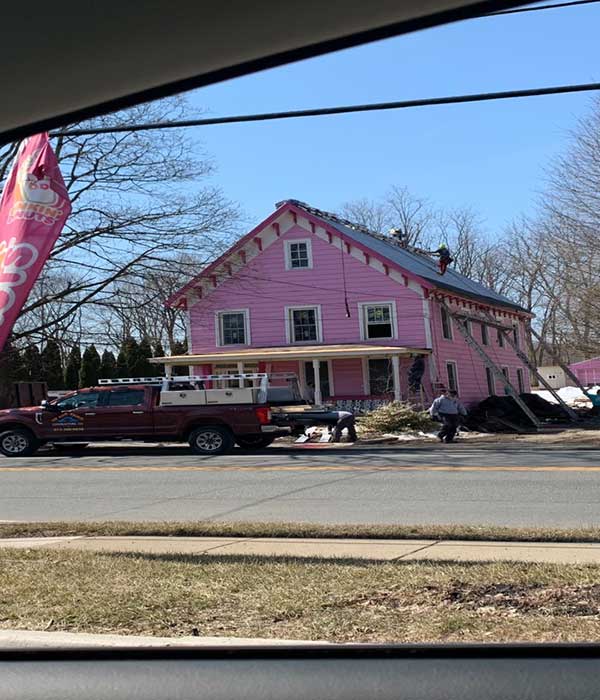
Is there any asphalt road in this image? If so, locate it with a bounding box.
[1,444,600,526]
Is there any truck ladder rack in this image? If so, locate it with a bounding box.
[441,302,540,428]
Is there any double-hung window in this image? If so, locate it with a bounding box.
[217,310,248,346]
[441,307,453,340]
[285,239,312,269]
[288,306,321,343]
[360,303,395,340]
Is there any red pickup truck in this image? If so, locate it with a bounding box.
[0,384,286,457]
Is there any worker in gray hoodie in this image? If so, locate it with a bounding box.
[429,389,467,443]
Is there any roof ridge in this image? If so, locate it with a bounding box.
[277,198,435,261]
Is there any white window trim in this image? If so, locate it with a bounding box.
[285,305,323,344]
[358,301,398,341]
[284,238,313,270]
[441,306,453,341]
[215,308,251,347]
[445,360,459,393]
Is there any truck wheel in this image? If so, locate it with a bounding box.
[189,426,234,455]
[235,435,275,449]
[0,429,39,457]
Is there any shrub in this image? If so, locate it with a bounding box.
[358,401,436,434]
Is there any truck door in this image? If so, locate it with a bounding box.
[90,387,154,438]
[39,390,103,439]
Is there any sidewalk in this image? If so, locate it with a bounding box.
[2,534,600,563]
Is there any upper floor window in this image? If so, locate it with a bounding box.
[359,302,396,340]
[512,323,520,347]
[481,323,489,345]
[217,310,249,346]
[441,307,453,340]
[287,306,321,343]
[497,327,505,348]
[285,239,312,270]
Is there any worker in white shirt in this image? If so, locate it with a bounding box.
[429,389,467,443]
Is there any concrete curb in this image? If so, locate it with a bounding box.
[0,629,329,648]
[3,535,600,564]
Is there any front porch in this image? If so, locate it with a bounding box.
[152,344,432,408]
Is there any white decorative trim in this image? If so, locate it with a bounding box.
[284,238,313,270]
[422,297,433,349]
[327,359,335,396]
[357,301,398,341]
[215,308,251,347]
[285,305,323,344]
[362,357,369,394]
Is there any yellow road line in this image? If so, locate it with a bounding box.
[0,464,600,472]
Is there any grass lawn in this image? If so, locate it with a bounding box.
[3,520,600,543]
[3,548,600,642]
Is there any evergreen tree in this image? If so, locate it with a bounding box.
[0,341,26,407]
[135,337,154,377]
[153,341,166,377]
[79,345,102,387]
[121,336,140,377]
[170,339,188,376]
[64,346,82,390]
[99,350,117,379]
[116,349,128,378]
[41,339,64,389]
[22,345,43,381]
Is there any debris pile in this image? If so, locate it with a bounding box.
[466,393,566,433]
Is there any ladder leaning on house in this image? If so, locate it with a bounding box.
[475,312,580,422]
[439,301,541,429]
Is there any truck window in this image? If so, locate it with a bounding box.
[56,392,100,410]
[106,389,145,406]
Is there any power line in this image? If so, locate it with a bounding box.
[490,0,600,15]
[49,82,600,137]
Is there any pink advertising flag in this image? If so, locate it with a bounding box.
[0,133,71,351]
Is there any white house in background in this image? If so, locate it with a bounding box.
[537,366,574,390]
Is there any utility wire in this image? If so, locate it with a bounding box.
[49,82,600,137]
[489,0,600,15]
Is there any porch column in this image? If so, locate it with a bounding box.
[312,358,322,406]
[237,361,244,387]
[391,354,401,402]
[165,364,173,378]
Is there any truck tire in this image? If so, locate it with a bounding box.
[235,435,275,449]
[0,428,39,457]
[189,426,234,455]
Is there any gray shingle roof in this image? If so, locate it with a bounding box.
[286,200,525,313]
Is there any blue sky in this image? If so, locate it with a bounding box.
[188,2,599,237]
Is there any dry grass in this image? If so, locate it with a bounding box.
[2,548,600,642]
[3,520,600,543]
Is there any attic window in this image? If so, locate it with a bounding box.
[285,239,312,270]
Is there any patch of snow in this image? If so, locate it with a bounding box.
[532,385,600,406]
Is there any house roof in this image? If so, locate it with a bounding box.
[151,344,430,365]
[285,200,526,313]
[169,198,527,314]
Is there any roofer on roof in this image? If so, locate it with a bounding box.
[431,243,453,275]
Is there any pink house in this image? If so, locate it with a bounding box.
[569,358,600,386]
[163,200,531,407]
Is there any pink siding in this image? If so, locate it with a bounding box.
[184,214,530,407]
[569,358,600,384]
[430,303,530,406]
[189,222,428,352]
[332,358,364,395]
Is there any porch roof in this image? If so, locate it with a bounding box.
[151,344,430,365]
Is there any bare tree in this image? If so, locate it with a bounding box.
[0,96,240,349]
